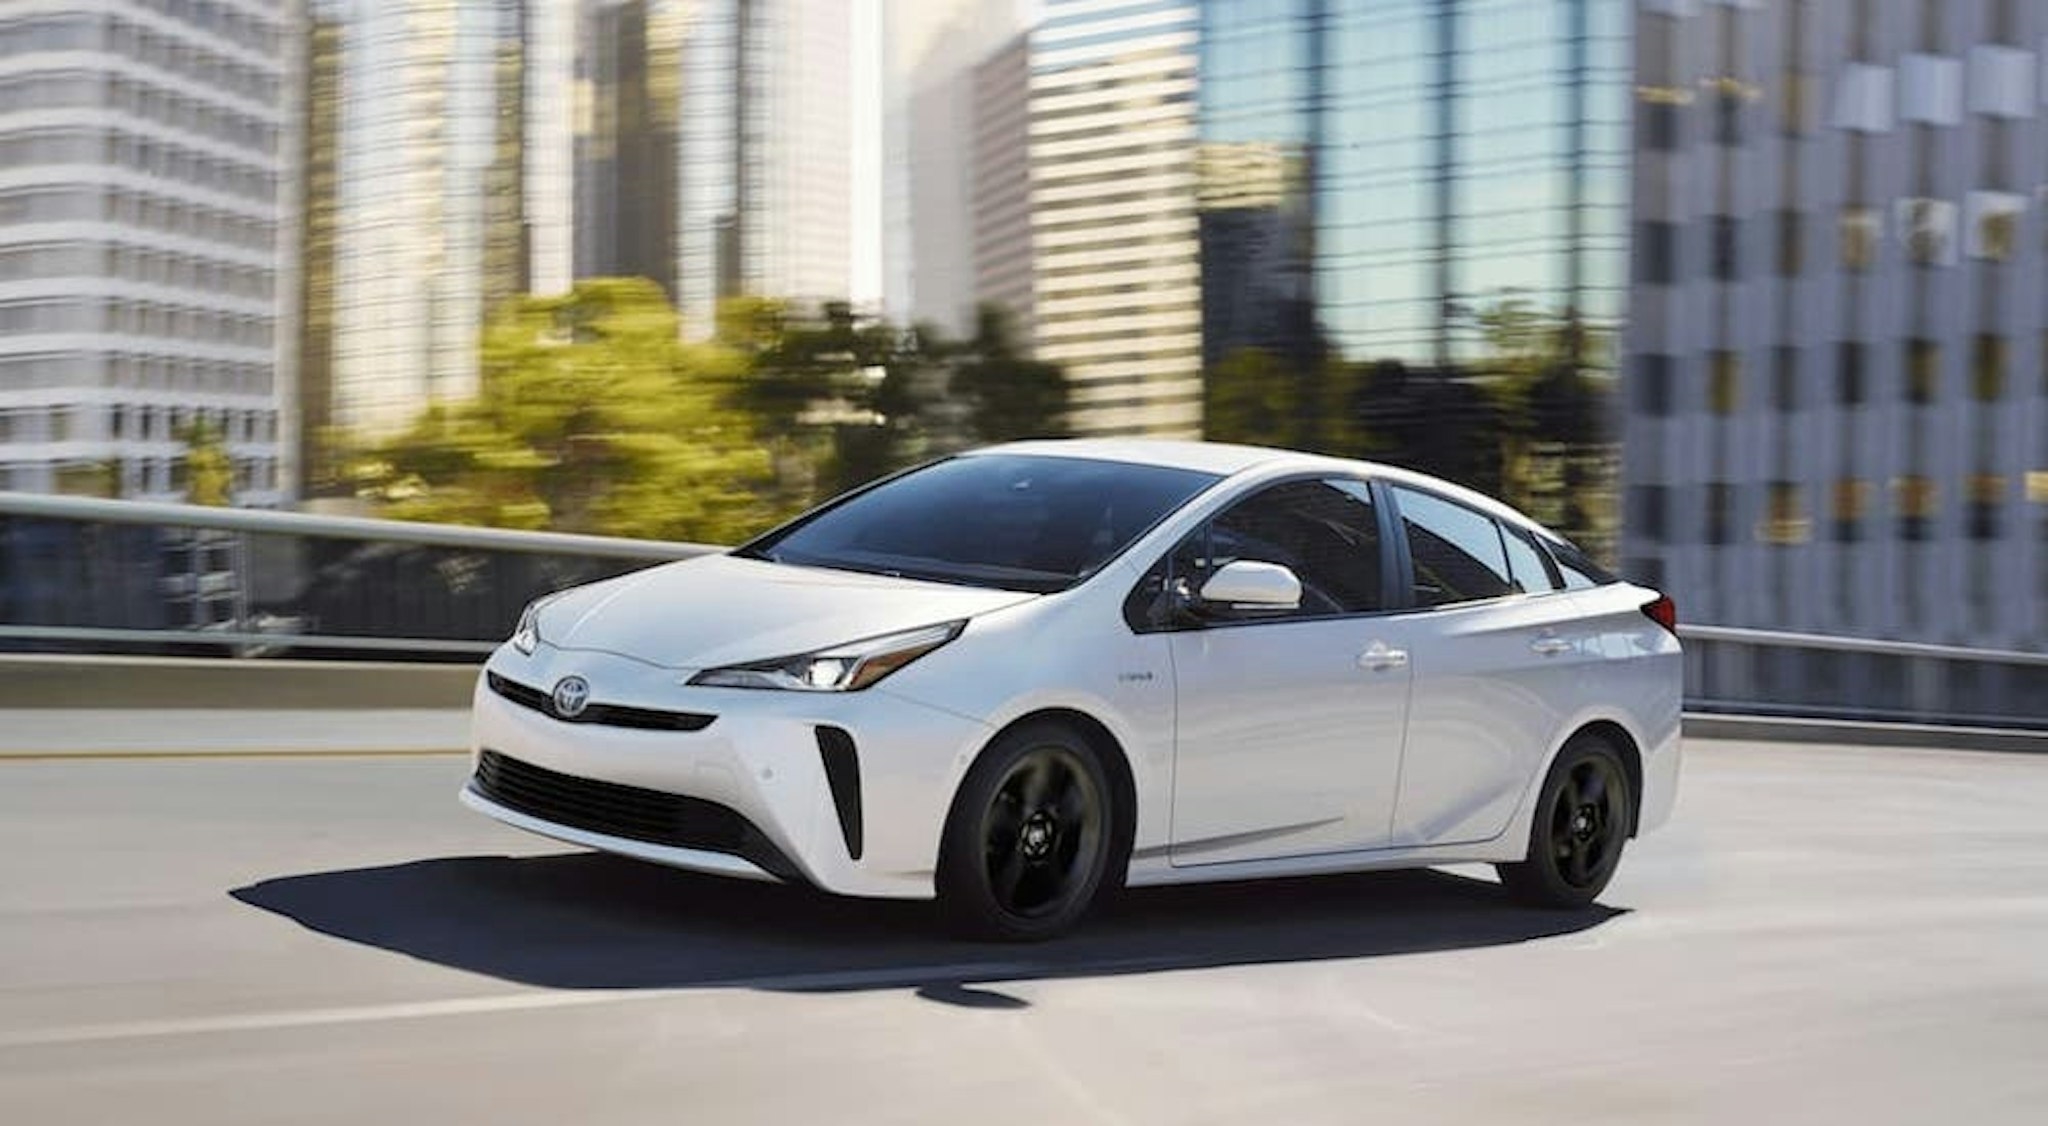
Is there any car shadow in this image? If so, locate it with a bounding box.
[230,853,1623,995]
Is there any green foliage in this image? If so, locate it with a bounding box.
[950,306,1069,445]
[345,286,1078,541]
[176,420,234,507]
[351,279,779,543]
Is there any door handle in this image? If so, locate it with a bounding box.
[1358,641,1409,671]
[1531,635,1572,656]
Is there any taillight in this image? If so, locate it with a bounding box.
[1641,594,1678,636]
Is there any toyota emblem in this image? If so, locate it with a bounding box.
[551,675,591,718]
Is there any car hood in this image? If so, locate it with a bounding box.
[535,554,1039,670]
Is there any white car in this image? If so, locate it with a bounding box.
[464,439,1681,940]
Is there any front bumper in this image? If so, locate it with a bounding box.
[465,646,993,899]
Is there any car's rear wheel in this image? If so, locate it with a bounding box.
[1496,735,1632,909]
[937,721,1113,941]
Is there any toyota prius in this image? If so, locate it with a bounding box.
[463,439,1682,940]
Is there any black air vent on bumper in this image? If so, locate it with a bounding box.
[472,751,801,882]
[815,725,863,860]
[487,672,715,732]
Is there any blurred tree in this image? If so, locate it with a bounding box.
[1471,294,1617,555]
[1204,347,1298,448]
[950,305,1069,445]
[176,420,234,506]
[350,279,779,542]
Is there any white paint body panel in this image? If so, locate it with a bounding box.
[464,440,1683,903]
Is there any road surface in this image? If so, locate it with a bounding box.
[2,738,2045,1124]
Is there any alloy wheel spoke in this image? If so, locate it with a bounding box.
[1018,757,1055,811]
[1576,764,1607,808]
[1565,838,1593,886]
[990,843,1028,906]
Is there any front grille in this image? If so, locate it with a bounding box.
[487,672,715,732]
[472,751,802,883]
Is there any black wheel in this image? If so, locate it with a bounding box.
[936,721,1115,941]
[1495,736,1632,909]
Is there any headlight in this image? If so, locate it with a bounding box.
[510,594,562,656]
[687,621,965,692]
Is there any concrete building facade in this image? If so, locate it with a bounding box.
[0,1,292,505]
[1622,0,2048,648]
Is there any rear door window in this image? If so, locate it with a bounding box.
[1391,486,1515,606]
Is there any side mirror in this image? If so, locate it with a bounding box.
[1196,560,1302,612]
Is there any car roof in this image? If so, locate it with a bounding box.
[970,438,1299,476]
[969,438,1557,540]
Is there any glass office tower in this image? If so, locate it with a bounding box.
[1197,0,1631,545]
[1200,1,1630,374]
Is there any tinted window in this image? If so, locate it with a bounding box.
[1393,487,1515,606]
[1501,525,1561,593]
[1546,538,1618,590]
[1169,479,1384,617]
[742,455,1217,593]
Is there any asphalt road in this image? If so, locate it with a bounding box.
[3,740,2045,1125]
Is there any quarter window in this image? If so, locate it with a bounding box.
[1501,526,1562,593]
[1393,487,1515,606]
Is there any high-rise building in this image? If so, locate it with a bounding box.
[1019,0,1204,437]
[677,0,856,338]
[1,3,291,504]
[971,33,1032,343]
[575,0,680,296]
[295,0,527,492]
[1622,0,2048,649]
[1195,0,1631,544]
[886,0,1019,337]
[1197,0,1630,389]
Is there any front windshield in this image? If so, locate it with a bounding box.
[738,454,1220,593]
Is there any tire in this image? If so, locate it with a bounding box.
[936,721,1116,941]
[1495,735,1633,909]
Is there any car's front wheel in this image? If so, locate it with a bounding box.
[1496,735,1633,909]
[937,721,1114,941]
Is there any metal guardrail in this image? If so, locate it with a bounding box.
[1678,625,2046,732]
[0,491,713,660]
[2,491,2041,728]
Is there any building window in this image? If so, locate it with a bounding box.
[1710,351,1742,414]
[1762,481,1811,544]
[1900,53,1964,125]
[1706,483,1737,546]
[1973,334,2007,400]
[1967,45,2034,117]
[1776,210,1803,275]
[1832,477,1872,542]
[1638,97,1684,150]
[1899,197,1958,266]
[1836,341,1866,404]
[1712,215,1741,280]
[1708,77,1754,145]
[1634,354,1675,416]
[1967,474,2006,540]
[1780,71,1818,134]
[1894,475,1938,540]
[1840,206,1879,270]
[1637,221,1680,284]
[1628,485,1670,542]
[1967,190,2024,259]
[1773,345,1801,411]
[1905,338,1942,403]
[1834,63,1895,132]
